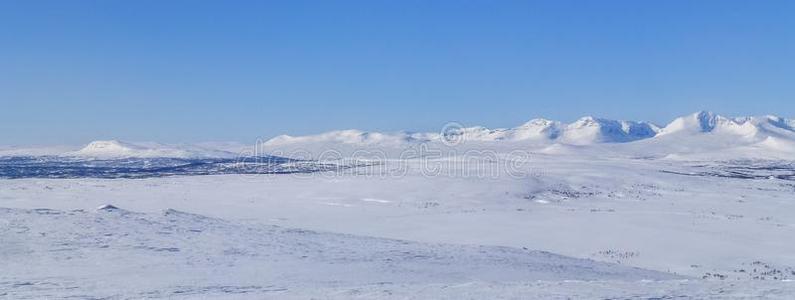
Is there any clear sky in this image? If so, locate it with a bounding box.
[1,0,793,145]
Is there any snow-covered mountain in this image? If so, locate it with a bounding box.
[659,111,795,138]
[0,205,677,298]
[264,130,435,147]
[623,111,795,160]
[2,112,793,160]
[261,116,660,147]
[66,140,236,159]
[259,111,795,159]
[560,117,660,144]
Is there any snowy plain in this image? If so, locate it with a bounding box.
[2,112,795,299]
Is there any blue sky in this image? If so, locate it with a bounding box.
[1,0,793,145]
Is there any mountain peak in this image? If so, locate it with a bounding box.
[661,111,724,134]
[561,117,658,144]
[81,140,142,152]
[76,140,143,157]
[694,111,719,132]
[657,111,795,143]
[569,116,601,128]
[518,118,558,128]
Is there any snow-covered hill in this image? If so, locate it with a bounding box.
[560,117,660,144]
[0,206,677,298]
[66,140,237,159]
[0,145,77,157]
[3,156,795,298]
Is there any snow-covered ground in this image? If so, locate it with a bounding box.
[2,111,795,298]
[0,206,678,299]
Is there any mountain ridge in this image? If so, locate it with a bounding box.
[264,111,794,146]
[2,112,793,159]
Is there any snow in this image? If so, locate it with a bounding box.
[0,145,78,157]
[260,116,661,150]
[66,140,237,159]
[2,111,792,161]
[257,111,795,159]
[3,111,795,298]
[512,118,563,140]
[659,111,795,140]
[560,117,659,144]
[0,206,677,298]
[2,155,795,298]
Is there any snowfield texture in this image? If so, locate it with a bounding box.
[0,206,677,299]
[2,111,795,299]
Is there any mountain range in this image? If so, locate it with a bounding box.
[2,111,793,160]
